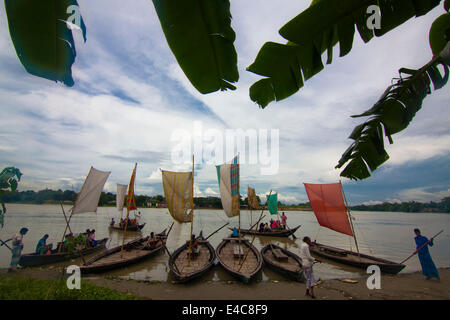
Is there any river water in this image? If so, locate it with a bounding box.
[1,204,449,282]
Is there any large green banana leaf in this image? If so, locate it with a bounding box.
[248,0,441,108]
[152,0,238,94]
[4,0,86,86]
[336,56,449,180]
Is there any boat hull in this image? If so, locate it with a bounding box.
[169,236,216,283]
[19,238,108,267]
[309,242,406,274]
[109,223,145,232]
[261,244,304,282]
[216,238,263,283]
[229,225,301,238]
[80,231,166,274]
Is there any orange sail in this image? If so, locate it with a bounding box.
[303,182,353,236]
[126,163,137,211]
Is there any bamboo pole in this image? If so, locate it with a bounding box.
[60,202,86,264]
[188,155,194,266]
[340,181,360,259]
[121,163,137,259]
[237,190,272,271]
[59,208,73,253]
[205,222,229,241]
[399,230,443,265]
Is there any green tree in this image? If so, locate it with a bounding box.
[0,167,22,227]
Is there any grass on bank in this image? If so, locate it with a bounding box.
[0,275,141,300]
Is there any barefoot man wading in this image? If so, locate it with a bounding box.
[300,236,320,298]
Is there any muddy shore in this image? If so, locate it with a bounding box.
[1,267,448,300]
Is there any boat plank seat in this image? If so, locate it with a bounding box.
[233,245,245,258]
[272,248,288,261]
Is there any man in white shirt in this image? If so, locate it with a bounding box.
[300,236,320,298]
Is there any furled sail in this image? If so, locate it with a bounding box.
[266,193,278,215]
[216,155,240,218]
[161,170,193,223]
[126,164,137,211]
[72,167,111,214]
[303,182,353,236]
[247,186,260,209]
[116,184,127,211]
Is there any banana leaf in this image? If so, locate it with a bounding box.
[4,0,86,86]
[152,0,238,94]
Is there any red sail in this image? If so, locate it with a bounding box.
[304,183,353,236]
[126,164,137,211]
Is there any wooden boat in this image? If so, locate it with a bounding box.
[261,244,304,282]
[216,238,263,283]
[309,242,405,274]
[168,233,216,282]
[109,222,145,232]
[303,182,406,274]
[228,225,301,237]
[80,230,167,274]
[29,166,111,268]
[19,238,108,267]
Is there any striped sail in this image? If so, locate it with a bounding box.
[161,170,193,223]
[126,164,137,211]
[216,155,240,218]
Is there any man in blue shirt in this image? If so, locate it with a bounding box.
[414,228,439,280]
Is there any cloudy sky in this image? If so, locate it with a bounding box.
[0,1,449,205]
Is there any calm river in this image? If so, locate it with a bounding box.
[1,204,449,282]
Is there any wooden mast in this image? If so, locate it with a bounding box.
[188,155,194,266]
[121,163,137,259]
[237,154,242,263]
[248,185,252,228]
[340,181,360,258]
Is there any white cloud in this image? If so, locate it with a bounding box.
[396,188,450,203]
[0,1,448,205]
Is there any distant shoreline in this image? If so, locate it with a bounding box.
[4,202,450,214]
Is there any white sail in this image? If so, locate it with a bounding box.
[116,183,128,211]
[72,167,110,214]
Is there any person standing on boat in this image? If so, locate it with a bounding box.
[2,227,28,272]
[414,228,440,280]
[300,236,319,298]
[281,212,287,229]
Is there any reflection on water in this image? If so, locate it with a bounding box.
[1,204,449,282]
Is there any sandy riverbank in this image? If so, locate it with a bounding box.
[1,267,448,300]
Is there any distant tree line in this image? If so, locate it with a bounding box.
[351,197,450,213]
